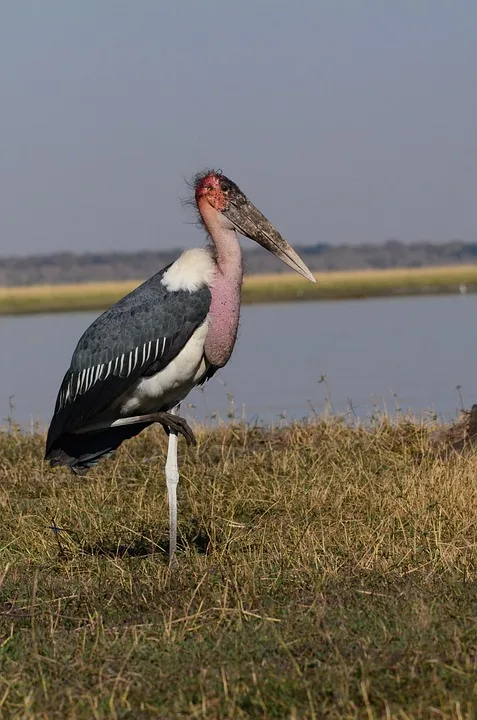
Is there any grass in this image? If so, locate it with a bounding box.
[2,264,477,315]
[1,417,477,717]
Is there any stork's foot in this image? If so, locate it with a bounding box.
[156,412,196,446]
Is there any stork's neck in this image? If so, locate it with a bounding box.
[199,201,243,367]
[201,205,243,283]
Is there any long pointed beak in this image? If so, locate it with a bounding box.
[223,198,316,283]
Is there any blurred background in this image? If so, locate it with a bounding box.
[1,0,477,427]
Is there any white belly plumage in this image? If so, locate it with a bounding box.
[117,319,209,415]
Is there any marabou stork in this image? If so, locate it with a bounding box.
[45,170,315,560]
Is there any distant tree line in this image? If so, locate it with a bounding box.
[2,240,477,286]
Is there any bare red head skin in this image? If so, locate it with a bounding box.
[194,171,241,213]
[192,169,316,283]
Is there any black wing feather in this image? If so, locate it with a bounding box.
[45,266,211,457]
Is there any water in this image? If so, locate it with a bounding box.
[1,295,476,430]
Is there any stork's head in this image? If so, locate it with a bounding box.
[194,170,315,283]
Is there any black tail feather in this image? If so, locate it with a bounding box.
[45,422,152,474]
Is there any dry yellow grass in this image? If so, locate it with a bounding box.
[1,264,477,315]
[248,263,477,286]
[0,280,139,315]
[1,417,477,717]
[244,264,477,300]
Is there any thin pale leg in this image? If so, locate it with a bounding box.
[165,404,180,563]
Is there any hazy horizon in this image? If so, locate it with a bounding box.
[3,237,477,262]
[1,1,477,256]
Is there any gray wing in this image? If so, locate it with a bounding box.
[45,266,211,454]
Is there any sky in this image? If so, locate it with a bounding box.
[1,0,477,256]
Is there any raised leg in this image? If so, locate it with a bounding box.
[75,405,193,563]
[77,410,196,445]
[165,404,180,563]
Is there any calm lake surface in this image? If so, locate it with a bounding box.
[1,295,476,430]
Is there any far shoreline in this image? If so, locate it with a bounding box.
[1,264,476,316]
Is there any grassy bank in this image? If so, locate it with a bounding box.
[2,264,477,315]
[1,419,477,717]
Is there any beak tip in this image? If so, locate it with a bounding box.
[301,268,316,283]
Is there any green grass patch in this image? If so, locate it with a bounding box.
[1,420,477,717]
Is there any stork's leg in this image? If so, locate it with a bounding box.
[77,411,196,446]
[165,404,180,563]
[158,412,196,446]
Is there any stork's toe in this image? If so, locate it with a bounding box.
[159,412,197,446]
